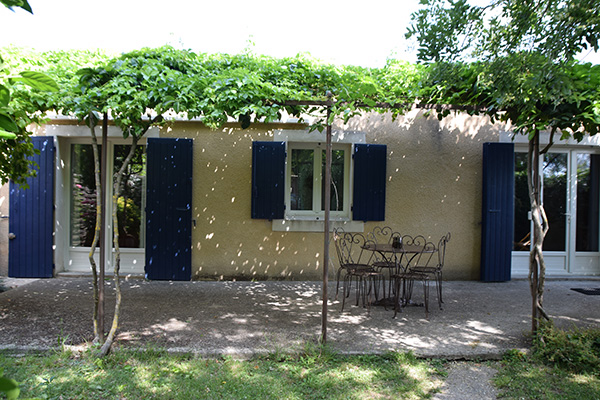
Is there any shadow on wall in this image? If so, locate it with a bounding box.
[340,110,510,280]
[174,112,510,281]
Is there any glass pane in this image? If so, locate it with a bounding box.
[290,149,314,210]
[514,152,530,251]
[576,154,600,251]
[543,153,567,251]
[70,144,100,247]
[321,149,345,211]
[114,145,146,248]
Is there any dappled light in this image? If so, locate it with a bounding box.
[5,278,598,359]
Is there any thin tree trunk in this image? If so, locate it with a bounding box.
[99,135,139,356]
[527,130,551,335]
[87,115,103,344]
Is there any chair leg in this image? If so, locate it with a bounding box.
[393,277,403,318]
[438,271,444,305]
[423,278,430,319]
[335,268,343,300]
[341,273,351,312]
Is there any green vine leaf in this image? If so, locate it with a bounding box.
[19,70,59,91]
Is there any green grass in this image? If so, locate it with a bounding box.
[0,346,444,400]
[494,351,600,400]
[494,323,600,400]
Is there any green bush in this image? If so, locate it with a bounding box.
[533,321,600,373]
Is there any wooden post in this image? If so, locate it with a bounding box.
[321,98,333,344]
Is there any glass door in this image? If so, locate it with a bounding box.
[513,150,600,275]
[68,141,146,275]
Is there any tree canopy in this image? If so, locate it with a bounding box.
[2,42,599,178]
[407,0,600,334]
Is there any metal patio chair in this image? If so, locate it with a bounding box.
[391,235,433,318]
[367,226,402,295]
[409,232,451,310]
[333,229,384,311]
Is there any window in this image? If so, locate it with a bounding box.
[251,135,387,231]
[70,143,146,249]
[287,143,350,220]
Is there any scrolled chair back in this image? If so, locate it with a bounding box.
[368,226,395,244]
[437,232,451,268]
[401,234,427,248]
[333,228,371,266]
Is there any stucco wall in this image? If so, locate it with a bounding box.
[163,110,507,281]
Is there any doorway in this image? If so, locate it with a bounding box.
[65,140,147,275]
[512,149,600,275]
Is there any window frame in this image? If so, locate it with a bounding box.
[270,129,366,232]
[285,141,351,221]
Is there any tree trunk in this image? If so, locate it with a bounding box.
[87,117,103,344]
[527,130,551,335]
[99,135,140,356]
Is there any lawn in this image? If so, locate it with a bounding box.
[0,346,445,400]
[1,322,598,400]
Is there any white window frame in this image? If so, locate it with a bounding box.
[507,131,600,276]
[48,123,159,275]
[272,129,365,232]
[286,142,351,221]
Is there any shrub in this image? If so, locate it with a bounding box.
[533,321,600,373]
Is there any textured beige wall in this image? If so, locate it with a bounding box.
[163,110,507,281]
[342,110,506,280]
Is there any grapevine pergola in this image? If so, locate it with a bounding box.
[5,46,600,351]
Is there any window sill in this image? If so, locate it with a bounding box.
[271,219,364,233]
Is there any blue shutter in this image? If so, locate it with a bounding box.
[9,136,54,278]
[481,142,514,282]
[353,143,386,221]
[251,141,285,219]
[145,138,193,281]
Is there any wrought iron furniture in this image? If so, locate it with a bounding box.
[367,226,402,295]
[409,232,451,310]
[389,235,433,318]
[362,236,432,317]
[333,228,385,311]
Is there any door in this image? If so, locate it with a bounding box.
[513,150,600,275]
[9,137,54,278]
[145,138,193,280]
[67,141,147,275]
[481,142,514,281]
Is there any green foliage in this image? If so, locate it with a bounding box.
[408,0,600,63]
[418,55,600,136]
[0,373,20,400]
[1,0,31,13]
[408,0,600,142]
[0,349,442,399]
[6,46,423,135]
[0,47,59,186]
[496,335,600,399]
[533,321,600,373]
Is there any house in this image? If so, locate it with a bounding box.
[2,109,599,280]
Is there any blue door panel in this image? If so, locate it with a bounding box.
[251,141,285,219]
[481,142,514,282]
[145,138,193,281]
[353,143,387,221]
[9,136,54,278]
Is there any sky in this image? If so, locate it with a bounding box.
[0,0,422,68]
[1,0,598,67]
